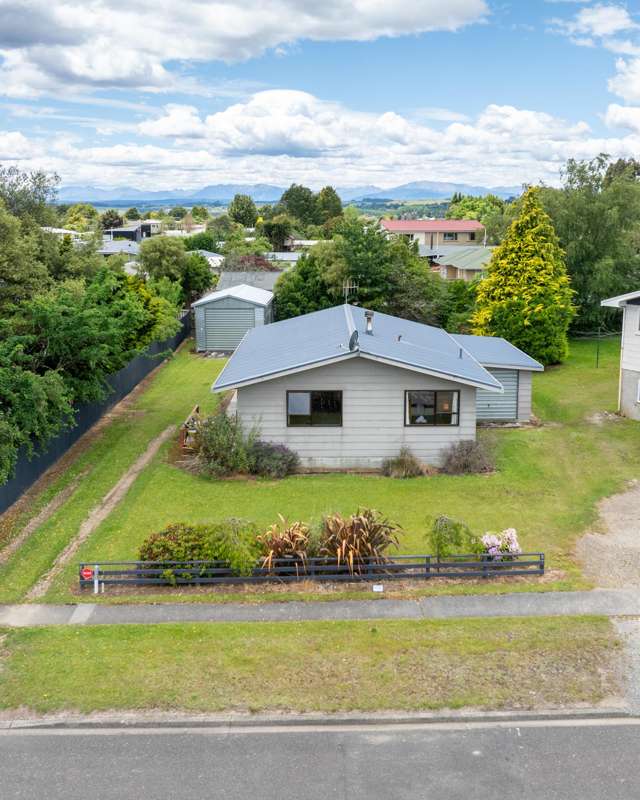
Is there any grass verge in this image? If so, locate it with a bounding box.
[0,616,621,714]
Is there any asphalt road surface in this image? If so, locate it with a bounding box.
[2,718,639,799]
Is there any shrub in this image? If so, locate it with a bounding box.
[249,440,299,478]
[428,515,479,559]
[381,447,424,478]
[194,412,254,477]
[257,515,310,572]
[320,508,401,573]
[138,519,260,576]
[480,528,522,561]
[440,439,493,475]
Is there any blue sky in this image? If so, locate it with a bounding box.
[1,1,640,190]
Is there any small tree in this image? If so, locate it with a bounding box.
[472,187,575,365]
[316,185,342,223]
[125,207,141,220]
[101,209,124,230]
[228,194,258,227]
[261,214,293,250]
[140,236,187,282]
[280,183,318,226]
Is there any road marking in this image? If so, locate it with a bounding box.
[2,717,640,737]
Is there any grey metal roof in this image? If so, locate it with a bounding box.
[265,251,302,263]
[434,246,495,271]
[98,240,140,256]
[216,271,284,292]
[451,334,543,371]
[193,284,273,308]
[214,305,504,392]
[192,249,224,259]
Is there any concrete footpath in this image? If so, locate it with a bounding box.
[1,588,640,627]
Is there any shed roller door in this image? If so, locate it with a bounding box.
[204,308,255,350]
[476,369,519,420]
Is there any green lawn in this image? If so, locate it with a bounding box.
[0,616,620,713]
[2,336,639,604]
[0,346,222,603]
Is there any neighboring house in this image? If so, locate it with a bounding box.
[418,245,495,281]
[216,271,284,293]
[41,226,82,241]
[381,219,485,248]
[98,239,140,258]
[265,251,303,266]
[104,220,162,242]
[213,305,542,468]
[190,249,224,269]
[284,236,319,251]
[602,290,640,420]
[194,285,274,352]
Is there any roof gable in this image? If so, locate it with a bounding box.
[193,284,273,308]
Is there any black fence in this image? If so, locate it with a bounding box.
[79,553,545,590]
[0,313,191,515]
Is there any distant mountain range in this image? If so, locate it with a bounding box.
[57,180,522,205]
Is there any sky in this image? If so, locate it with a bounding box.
[1,0,640,191]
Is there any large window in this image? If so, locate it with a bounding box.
[287,391,342,427]
[405,390,459,426]
[443,232,458,241]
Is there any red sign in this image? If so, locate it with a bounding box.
[80,567,94,580]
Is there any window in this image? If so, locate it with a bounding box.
[287,391,342,427]
[443,232,458,241]
[405,390,459,426]
[469,232,476,241]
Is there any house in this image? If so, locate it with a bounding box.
[601,290,640,420]
[419,245,495,281]
[41,226,83,241]
[213,305,542,468]
[190,249,224,269]
[98,239,140,258]
[193,285,274,352]
[284,236,319,251]
[216,271,284,293]
[104,220,162,242]
[381,219,485,248]
[265,251,303,266]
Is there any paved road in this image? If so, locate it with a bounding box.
[2,718,640,799]
[1,588,640,627]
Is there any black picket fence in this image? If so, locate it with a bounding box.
[0,312,191,515]
[79,553,545,590]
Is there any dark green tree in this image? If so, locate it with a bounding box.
[0,165,59,223]
[228,194,258,227]
[101,209,124,229]
[170,206,188,220]
[125,207,141,220]
[280,184,318,226]
[261,214,293,250]
[316,186,343,223]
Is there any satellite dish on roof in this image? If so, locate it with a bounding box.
[348,329,359,351]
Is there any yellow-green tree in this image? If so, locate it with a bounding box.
[472,187,575,365]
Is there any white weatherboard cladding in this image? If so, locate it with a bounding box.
[235,357,477,468]
[476,369,519,420]
[622,306,640,371]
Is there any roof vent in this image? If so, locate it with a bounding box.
[364,309,374,335]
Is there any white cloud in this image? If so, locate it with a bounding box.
[552,4,638,38]
[0,0,488,97]
[604,102,640,131]
[6,90,640,190]
[609,57,640,102]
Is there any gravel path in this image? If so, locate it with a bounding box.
[577,479,640,587]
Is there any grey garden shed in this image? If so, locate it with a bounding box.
[193,284,274,352]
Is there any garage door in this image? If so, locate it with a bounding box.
[476,369,519,420]
[204,308,256,350]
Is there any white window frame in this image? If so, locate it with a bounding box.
[637,378,640,404]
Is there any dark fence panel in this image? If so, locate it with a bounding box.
[0,313,191,515]
[79,553,545,590]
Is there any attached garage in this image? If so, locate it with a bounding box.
[193,284,274,353]
[451,334,543,422]
[476,369,519,420]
